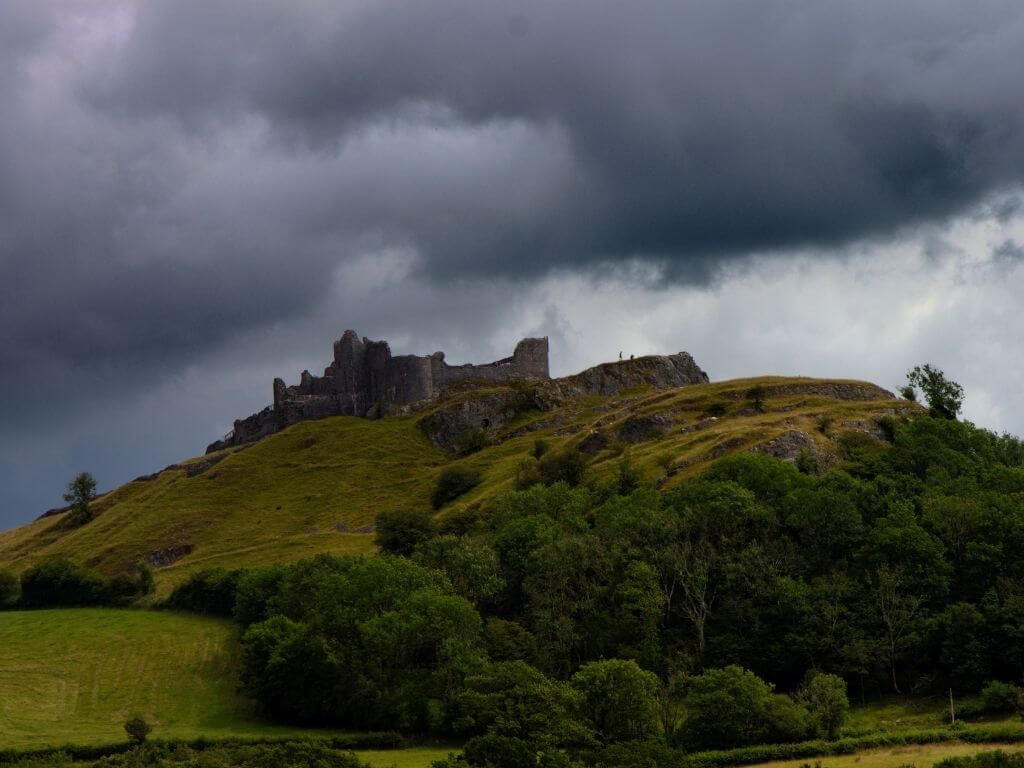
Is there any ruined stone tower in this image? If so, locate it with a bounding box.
[207,331,550,452]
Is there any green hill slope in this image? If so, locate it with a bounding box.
[0,608,355,748]
[0,376,910,595]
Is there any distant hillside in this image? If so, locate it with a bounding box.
[0,375,910,596]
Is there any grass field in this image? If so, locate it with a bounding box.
[0,608,359,749]
[0,376,909,595]
[749,742,1024,768]
[355,746,457,768]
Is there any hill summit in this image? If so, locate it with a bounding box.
[208,331,710,452]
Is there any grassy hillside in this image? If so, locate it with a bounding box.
[0,608,359,748]
[0,376,910,595]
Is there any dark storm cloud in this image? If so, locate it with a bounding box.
[82,0,1024,275]
[4,0,1024,522]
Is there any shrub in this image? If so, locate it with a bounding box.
[538,450,587,487]
[463,735,536,768]
[456,427,490,455]
[746,385,768,413]
[105,562,156,606]
[0,568,20,607]
[679,665,811,751]
[981,681,1022,714]
[515,459,544,490]
[798,672,849,740]
[704,402,729,417]
[20,559,107,607]
[376,507,435,555]
[615,456,645,495]
[533,439,551,460]
[432,466,482,509]
[123,715,151,744]
[816,415,834,435]
[571,659,659,744]
[163,568,242,616]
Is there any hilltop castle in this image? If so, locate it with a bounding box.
[207,331,550,452]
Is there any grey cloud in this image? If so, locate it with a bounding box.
[5,0,1024,525]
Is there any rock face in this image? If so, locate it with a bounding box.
[418,351,709,450]
[208,331,550,452]
[535,352,709,409]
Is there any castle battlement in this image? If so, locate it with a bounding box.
[207,331,549,452]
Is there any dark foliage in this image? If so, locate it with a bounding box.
[432,467,482,510]
[163,568,243,616]
[19,559,107,607]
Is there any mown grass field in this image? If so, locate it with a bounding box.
[0,376,910,596]
[0,608,361,749]
[750,743,1024,768]
[354,746,457,768]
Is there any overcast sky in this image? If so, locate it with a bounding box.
[3,0,1024,529]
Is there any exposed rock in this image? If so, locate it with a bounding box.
[617,413,674,443]
[536,352,709,409]
[418,389,534,451]
[751,430,836,470]
[146,544,193,567]
[742,381,895,402]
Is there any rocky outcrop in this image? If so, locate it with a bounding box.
[419,351,709,451]
[418,390,534,452]
[535,352,708,409]
[208,331,550,453]
[751,430,836,471]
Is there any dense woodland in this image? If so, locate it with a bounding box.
[145,412,1024,766]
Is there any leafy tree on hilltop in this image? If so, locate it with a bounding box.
[64,471,97,526]
[905,364,964,419]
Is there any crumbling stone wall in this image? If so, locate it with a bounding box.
[207,331,550,452]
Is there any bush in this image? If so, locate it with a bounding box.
[432,467,482,509]
[456,427,490,455]
[571,659,659,744]
[514,458,544,490]
[163,568,242,616]
[679,665,811,751]
[463,735,536,768]
[0,568,20,607]
[746,385,768,413]
[376,507,435,554]
[538,450,587,487]
[704,402,729,417]
[123,715,151,744]
[533,439,551,459]
[798,672,849,740]
[981,681,1022,714]
[105,562,155,606]
[20,559,107,607]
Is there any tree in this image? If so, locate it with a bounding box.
[746,385,768,413]
[0,569,20,608]
[123,715,151,743]
[797,671,849,740]
[679,665,809,750]
[432,467,482,509]
[63,471,97,526]
[905,364,964,420]
[570,659,659,744]
[376,508,434,555]
[453,660,590,748]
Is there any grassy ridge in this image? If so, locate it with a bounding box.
[0,377,907,596]
[0,608,360,749]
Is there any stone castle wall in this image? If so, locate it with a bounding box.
[207,331,550,452]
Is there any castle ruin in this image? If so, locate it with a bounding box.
[207,331,549,452]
